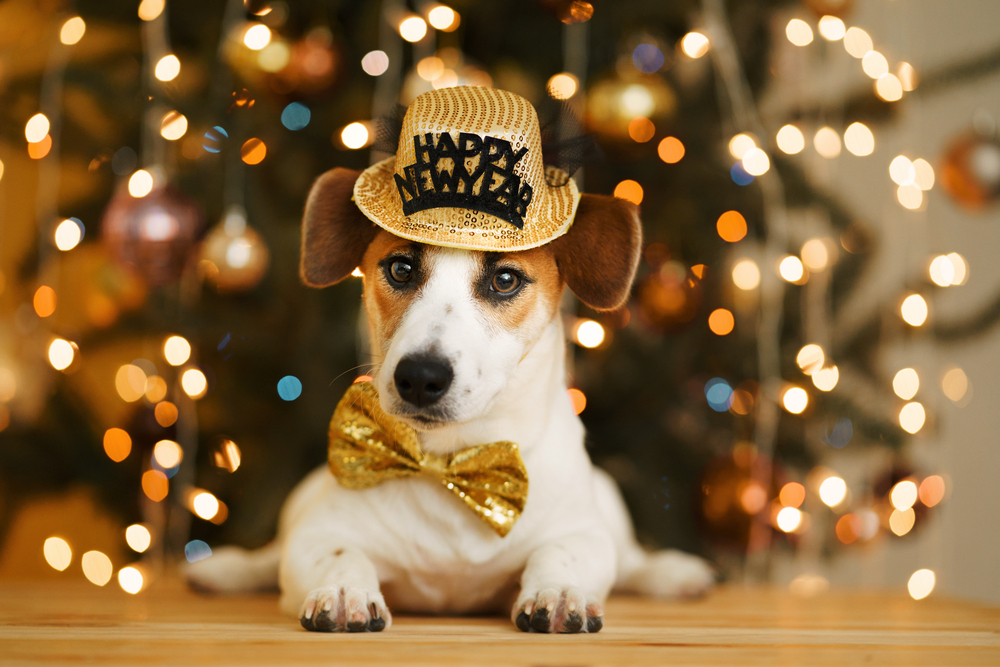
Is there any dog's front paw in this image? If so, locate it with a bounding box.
[299,585,391,633]
[512,586,603,634]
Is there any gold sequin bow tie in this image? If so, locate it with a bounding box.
[327,382,528,537]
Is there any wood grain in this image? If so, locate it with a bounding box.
[1,580,998,665]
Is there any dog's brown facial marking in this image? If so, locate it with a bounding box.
[361,231,431,351]
[475,248,562,339]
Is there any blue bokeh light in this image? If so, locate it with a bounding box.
[632,44,665,74]
[203,126,229,154]
[185,540,212,563]
[731,162,755,186]
[825,418,854,448]
[705,378,734,412]
[281,102,311,131]
[277,375,302,401]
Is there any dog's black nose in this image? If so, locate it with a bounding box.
[394,356,453,407]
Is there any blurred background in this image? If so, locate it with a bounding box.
[1,0,999,605]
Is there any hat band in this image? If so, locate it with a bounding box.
[393,132,534,229]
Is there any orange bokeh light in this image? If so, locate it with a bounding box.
[33,286,57,318]
[628,117,655,143]
[717,211,747,243]
[103,428,132,462]
[779,482,805,508]
[614,180,643,205]
[835,513,861,544]
[141,470,169,502]
[28,134,53,159]
[154,401,178,427]
[658,136,685,164]
[240,138,266,165]
[708,308,735,335]
[568,388,587,415]
[919,475,945,507]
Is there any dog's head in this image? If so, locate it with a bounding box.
[300,168,641,429]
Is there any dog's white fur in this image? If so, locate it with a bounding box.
[186,245,714,632]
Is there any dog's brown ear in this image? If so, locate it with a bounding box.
[550,193,643,311]
[300,168,378,287]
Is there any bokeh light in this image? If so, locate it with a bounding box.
[658,137,685,163]
[281,102,311,130]
[613,180,643,205]
[812,365,839,392]
[919,476,946,507]
[890,155,915,185]
[258,41,290,72]
[742,148,770,176]
[776,507,802,532]
[399,16,428,42]
[160,111,188,140]
[780,482,805,508]
[126,524,151,553]
[632,44,665,73]
[776,125,805,154]
[240,138,266,165]
[628,117,655,143]
[929,255,955,287]
[145,376,168,403]
[818,15,846,41]
[185,540,212,563]
[243,24,271,50]
[861,51,889,79]
[153,440,183,469]
[155,401,179,427]
[704,378,734,412]
[844,122,874,156]
[25,113,50,143]
[796,344,825,375]
[154,55,181,82]
[818,476,847,506]
[575,320,605,348]
[898,62,919,91]
[729,134,756,160]
[181,369,208,399]
[341,122,369,149]
[43,537,72,571]
[779,256,804,282]
[730,162,754,186]
[115,364,147,402]
[732,259,760,290]
[900,294,928,326]
[836,514,861,544]
[899,402,926,434]
[53,218,84,251]
[740,482,767,514]
[843,27,873,58]
[942,367,968,402]
[876,74,903,102]
[277,375,302,401]
[118,567,144,594]
[785,19,814,46]
[142,470,169,502]
[214,439,242,472]
[103,428,132,462]
[48,339,75,371]
[34,285,57,317]
[128,169,154,198]
[565,388,586,415]
[890,480,919,511]
[908,569,935,600]
[138,0,165,21]
[361,50,389,76]
[82,551,113,586]
[717,211,747,242]
[782,386,808,414]
[417,56,444,81]
[708,309,735,336]
[897,184,923,210]
[428,6,459,31]
[164,335,191,366]
[893,368,919,400]
[28,134,52,159]
[890,508,916,535]
[912,158,935,190]
[193,492,220,520]
[814,127,841,158]
[681,32,709,58]
[59,17,86,45]
[801,238,830,270]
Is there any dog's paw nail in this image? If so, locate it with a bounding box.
[586,615,603,633]
[515,611,531,632]
[529,607,550,633]
[369,617,386,632]
[561,612,584,633]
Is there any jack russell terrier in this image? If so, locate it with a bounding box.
[185,87,714,633]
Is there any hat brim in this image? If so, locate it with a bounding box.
[353,157,580,252]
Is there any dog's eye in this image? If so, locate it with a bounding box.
[389,260,413,284]
[491,270,520,294]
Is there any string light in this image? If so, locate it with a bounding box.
[59,17,86,45]
[708,308,735,336]
[82,551,113,586]
[776,507,802,532]
[34,285,57,317]
[843,122,874,156]
[115,364,147,402]
[892,368,919,400]
[48,339,75,371]
[28,134,52,159]
[861,51,889,79]
[729,134,756,160]
[908,569,935,600]
[785,19,813,46]
[796,344,825,375]
[574,320,605,348]
[153,440,183,468]
[818,476,847,506]
[25,113,50,143]
[628,117,655,143]
[812,366,839,391]
[900,294,928,326]
[213,439,242,472]
[341,122,369,149]
[243,24,271,50]
[118,567,144,594]
[192,491,220,520]
[428,6,459,31]
[800,239,829,270]
[657,137,685,163]
[875,74,903,102]
[160,111,188,140]
[817,16,846,41]
[163,335,191,366]
[912,159,935,190]
[899,402,926,433]
[155,401,179,427]
[125,525,151,553]
[890,508,915,535]
[154,55,181,82]
[889,156,915,185]
[776,125,804,154]
[942,367,968,402]
[399,16,428,42]
[54,218,84,250]
[947,253,968,285]
[681,32,710,58]
[782,386,808,414]
[103,428,132,462]
[898,62,918,91]
[181,369,208,399]
[43,537,72,571]
[128,170,154,198]
[717,211,747,242]
[919,476,946,507]
[138,0,165,21]
[843,27,873,58]
[778,256,804,282]
[240,138,267,165]
[779,482,805,508]
[742,148,770,176]
[142,470,169,502]
[361,50,389,76]
[929,256,955,287]
[814,127,841,158]
[731,259,760,290]
[417,56,445,81]
[890,480,918,511]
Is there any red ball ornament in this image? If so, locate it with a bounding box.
[941,133,1000,211]
[803,0,854,19]
[101,185,204,286]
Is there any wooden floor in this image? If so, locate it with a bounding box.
[1,580,999,666]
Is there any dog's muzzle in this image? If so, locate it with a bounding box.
[393,355,453,407]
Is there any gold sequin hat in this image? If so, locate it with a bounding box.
[353,86,580,252]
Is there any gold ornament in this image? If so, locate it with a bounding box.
[328,382,528,537]
[200,206,270,292]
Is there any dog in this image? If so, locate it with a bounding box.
[185,167,715,633]
[185,86,714,633]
